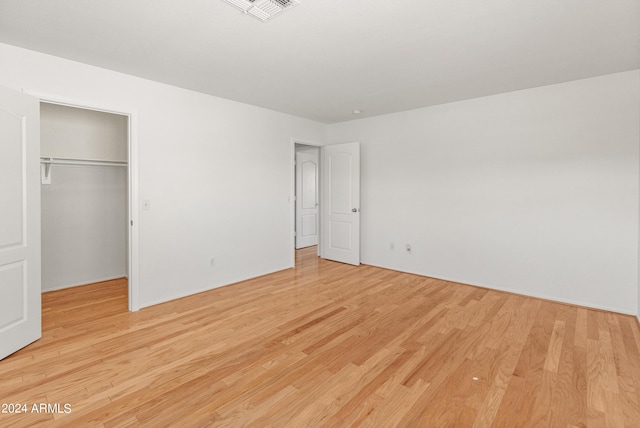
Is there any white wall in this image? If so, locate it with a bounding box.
[2,42,638,316]
[328,71,640,315]
[41,102,128,161]
[0,43,325,308]
[41,165,127,291]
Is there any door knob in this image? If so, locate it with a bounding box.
[352,208,358,212]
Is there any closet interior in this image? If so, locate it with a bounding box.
[40,102,129,294]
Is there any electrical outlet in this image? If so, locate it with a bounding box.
[209,257,215,267]
[143,199,151,210]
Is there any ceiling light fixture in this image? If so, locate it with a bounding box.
[352,109,363,115]
[221,0,300,22]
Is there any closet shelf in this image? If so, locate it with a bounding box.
[40,157,128,185]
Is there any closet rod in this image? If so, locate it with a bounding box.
[40,157,128,167]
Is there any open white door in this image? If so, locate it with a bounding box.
[0,86,41,360]
[296,149,319,249]
[321,142,360,265]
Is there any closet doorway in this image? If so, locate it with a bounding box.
[39,100,137,310]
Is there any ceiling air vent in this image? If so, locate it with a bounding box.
[221,0,300,22]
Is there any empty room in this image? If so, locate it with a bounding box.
[1,0,640,426]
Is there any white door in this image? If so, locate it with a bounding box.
[296,149,319,249]
[0,86,41,360]
[321,142,360,265]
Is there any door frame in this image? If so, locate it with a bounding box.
[290,138,323,267]
[23,90,140,312]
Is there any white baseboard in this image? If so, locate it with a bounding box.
[361,261,636,316]
[42,275,127,293]
[139,265,293,310]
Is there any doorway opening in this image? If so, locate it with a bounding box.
[291,139,322,267]
[291,140,362,267]
[34,95,139,312]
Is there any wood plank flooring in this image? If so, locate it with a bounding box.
[2,246,640,427]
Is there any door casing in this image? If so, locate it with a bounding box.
[24,90,140,311]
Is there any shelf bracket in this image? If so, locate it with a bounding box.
[41,158,52,185]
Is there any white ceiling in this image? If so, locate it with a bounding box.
[1,0,638,123]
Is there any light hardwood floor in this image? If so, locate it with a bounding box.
[2,247,640,427]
